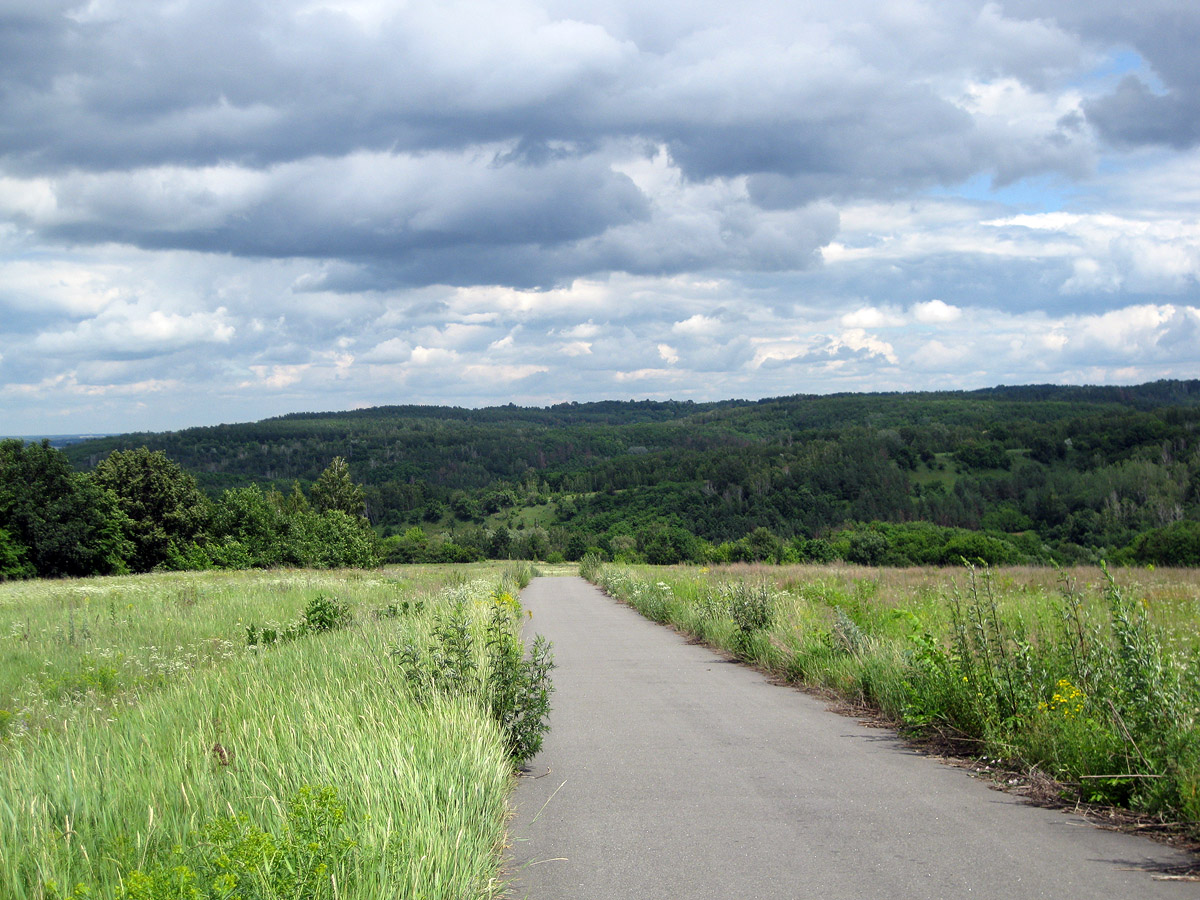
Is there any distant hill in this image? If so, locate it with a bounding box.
[63,380,1200,564]
[10,434,117,448]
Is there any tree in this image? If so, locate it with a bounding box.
[1128,521,1200,567]
[844,528,887,566]
[298,509,381,568]
[516,527,549,560]
[207,483,380,570]
[744,526,781,563]
[283,481,311,515]
[489,525,512,559]
[450,491,480,521]
[938,531,1017,566]
[385,525,430,563]
[92,447,211,572]
[0,527,32,580]
[0,439,132,577]
[210,485,290,568]
[641,525,700,565]
[565,532,588,561]
[310,457,367,518]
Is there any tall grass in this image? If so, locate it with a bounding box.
[0,565,506,737]
[0,564,530,900]
[592,562,1200,832]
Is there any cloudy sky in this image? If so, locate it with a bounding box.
[2,0,1199,434]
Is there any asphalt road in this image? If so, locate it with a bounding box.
[507,576,1198,900]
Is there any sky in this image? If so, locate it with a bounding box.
[2,0,1199,435]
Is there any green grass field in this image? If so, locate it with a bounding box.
[0,564,533,900]
[7,557,1195,897]
[587,560,1200,832]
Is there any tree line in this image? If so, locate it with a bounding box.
[0,442,378,578]
[4,380,1197,578]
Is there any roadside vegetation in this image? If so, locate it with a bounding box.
[584,558,1200,835]
[0,561,550,900]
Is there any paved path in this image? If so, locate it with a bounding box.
[508,576,1198,900]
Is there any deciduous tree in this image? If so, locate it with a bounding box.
[92,447,211,572]
[0,439,131,577]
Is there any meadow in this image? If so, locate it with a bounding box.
[585,558,1200,834]
[0,563,544,900]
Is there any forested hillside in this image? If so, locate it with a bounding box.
[54,380,1200,569]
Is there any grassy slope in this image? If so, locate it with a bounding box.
[0,566,522,900]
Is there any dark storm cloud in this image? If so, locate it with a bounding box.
[1087,77,1200,149]
[1,2,1097,175]
[300,197,838,289]
[1,0,1144,292]
[668,94,976,198]
[34,151,649,268]
[1002,0,1200,149]
[0,0,625,173]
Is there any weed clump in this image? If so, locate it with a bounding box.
[124,785,354,900]
[302,593,353,634]
[246,593,352,647]
[578,552,604,582]
[396,588,554,767]
[726,581,775,657]
[40,785,357,900]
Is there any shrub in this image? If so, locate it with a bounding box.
[845,529,887,566]
[726,581,775,656]
[0,527,32,580]
[502,560,536,591]
[1127,520,1200,567]
[304,593,354,634]
[397,591,554,767]
[485,597,555,764]
[247,594,352,647]
[114,785,357,900]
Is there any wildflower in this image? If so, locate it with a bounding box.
[1044,678,1086,718]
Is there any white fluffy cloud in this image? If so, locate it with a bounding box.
[989,212,1200,295]
[33,302,235,359]
[1,0,1198,432]
[912,300,963,323]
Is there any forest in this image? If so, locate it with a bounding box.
[2,380,1199,578]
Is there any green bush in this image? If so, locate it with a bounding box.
[114,785,357,900]
[1127,520,1200,567]
[0,528,32,580]
[485,598,555,764]
[502,561,535,591]
[247,594,352,647]
[303,594,354,634]
[396,590,554,767]
[727,581,775,656]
